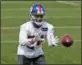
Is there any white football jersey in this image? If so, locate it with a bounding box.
[17,21,57,58]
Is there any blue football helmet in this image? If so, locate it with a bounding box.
[30,4,46,26]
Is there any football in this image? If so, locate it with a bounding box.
[60,34,73,47]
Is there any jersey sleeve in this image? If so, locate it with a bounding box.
[18,25,31,46]
[46,26,57,46]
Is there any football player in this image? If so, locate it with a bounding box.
[17,4,59,65]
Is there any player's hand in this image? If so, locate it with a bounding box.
[27,35,45,47]
[49,43,58,48]
[54,36,59,44]
[36,37,45,41]
[27,38,36,46]
[28,38,36,44]
[49,36,59,47]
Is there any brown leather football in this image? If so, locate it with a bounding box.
[61,34,73,47]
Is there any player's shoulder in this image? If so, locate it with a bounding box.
[20,21,31,28]
[43,22,54,29]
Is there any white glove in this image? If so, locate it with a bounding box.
[35,33,45,41]
[49,36,59,47]
[27,38,36,47]
[27,36,44,47]
[54,36,59,44]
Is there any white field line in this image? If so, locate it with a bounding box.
[1,1,81,5]
[1,1,57,3]
[1,40,81,43]
[54,26,81,29]
[1,16,81,19]
[1,27,19,29]
[56,1,79,6]
[1,8,80,11]
[1,26,81,30]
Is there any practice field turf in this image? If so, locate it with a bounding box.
[1,1,81,64]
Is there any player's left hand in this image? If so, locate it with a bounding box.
[54,36,59,44]
[49,36,59,47]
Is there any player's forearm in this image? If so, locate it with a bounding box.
[47,33,58,47]
[49,33,58,46]
[19,26,32,46]
[19,38,31,46]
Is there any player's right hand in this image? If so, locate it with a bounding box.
[28,38,36,44]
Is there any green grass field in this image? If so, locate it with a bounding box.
[1,1,81,64]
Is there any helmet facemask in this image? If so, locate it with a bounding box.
[31,14,45,26]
